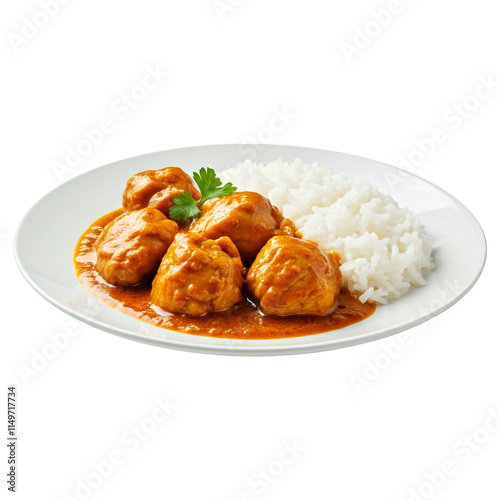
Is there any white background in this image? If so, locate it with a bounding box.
[1,1,499,499]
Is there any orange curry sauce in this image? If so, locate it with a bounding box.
[74,209,376,340]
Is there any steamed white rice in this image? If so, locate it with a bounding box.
[220,158,433,304]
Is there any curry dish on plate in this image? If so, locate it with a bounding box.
[74,166,376,339]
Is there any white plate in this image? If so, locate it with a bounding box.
[14,144,486,356]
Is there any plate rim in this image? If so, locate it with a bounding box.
[14,143,488,356]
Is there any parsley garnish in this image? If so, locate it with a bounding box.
[169,167,237,222]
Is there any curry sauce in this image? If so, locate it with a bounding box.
[74,210,376,340]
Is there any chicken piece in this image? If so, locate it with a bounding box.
[246,236,342,316]
[189,192,284,262]
[151,233,244,316]
[273,218,297,237]
[95,208,178,286]
[122,167,201,217]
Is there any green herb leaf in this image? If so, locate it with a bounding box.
[194,167,237,203]
[169,167,237,222]
[169,191,201,222]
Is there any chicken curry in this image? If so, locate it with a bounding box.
[74,167,376,339]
